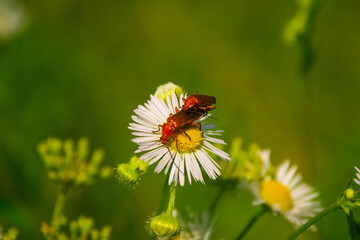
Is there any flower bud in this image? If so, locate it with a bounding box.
[91,149,104,165]
[4,227,19,240]
[78,216,94,236]
[87,164,98,176]
[100,166,113,179]
[77,138,89,161]
[130,156,148,175]
[37,142,47,157]
[38,137,111,188]
[57,233,68,240]
[47,171,57,182]
[63,139,74,164]
[75,171,89,185]
[40,222,54,238]
[150,213,180,237]
[70,220,78,238]
[91,229,100,240]
[116,156,148,186]
[345,188,355,199]
[52,214,67,230]
[100,226,112,239]
[117,163,138,185]
[154,82,184,100]
[47,138,62,155]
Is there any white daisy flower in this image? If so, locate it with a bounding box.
[129,88,230,186]
[354,166,360,186]
[251,160,322,229]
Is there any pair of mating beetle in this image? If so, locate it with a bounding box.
[156,92,216,145]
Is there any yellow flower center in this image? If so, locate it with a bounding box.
[260,180,293,212]
[169,125,203,153]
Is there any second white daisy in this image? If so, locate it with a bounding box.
[251,160,322,228]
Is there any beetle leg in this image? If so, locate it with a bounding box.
[184,130,191,141]
[152,124,162,133]
[176,135,179,149]
[177,128,191,140]
[189,122,201,131]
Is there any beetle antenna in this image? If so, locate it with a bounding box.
[166,145,185,177]
[206,115,219,121]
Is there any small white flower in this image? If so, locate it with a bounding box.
[183,212,215,240]
[129,87,230,186]
[251,160,322,229]
[354,166,360,186]
[172,210,215,240]
[257,149,271,177]
[0,0,26,39]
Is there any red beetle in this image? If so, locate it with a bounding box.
[181,91,216,113]
[159,109,203,144]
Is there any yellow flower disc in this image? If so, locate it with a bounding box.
[169,125,203,153]
[260,180,293,212]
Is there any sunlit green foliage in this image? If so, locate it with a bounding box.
[0,227,19,240]
[38,137,112,187]
[41,216,111,240]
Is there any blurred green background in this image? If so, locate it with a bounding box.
[1,0,360,239]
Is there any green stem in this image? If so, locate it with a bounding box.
[166,183,176,215]
[152,180,174,240]
[209,187,226,215]
[235,205,268,240]
[156,178,171,215]
[51,184,69,227]
[287,202,341,240]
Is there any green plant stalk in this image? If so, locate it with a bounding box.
[156,178,171,215]
[235,205,268,240]
[209,186,226,215]
[151,180,174,240]
[287,202,341,240]
[51,184,69,227]
[166,183,176,215]
[299,0,319,78]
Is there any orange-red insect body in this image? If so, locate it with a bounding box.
[157,92,217,145]
[182,91,216,113]
[159,109,203,144]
